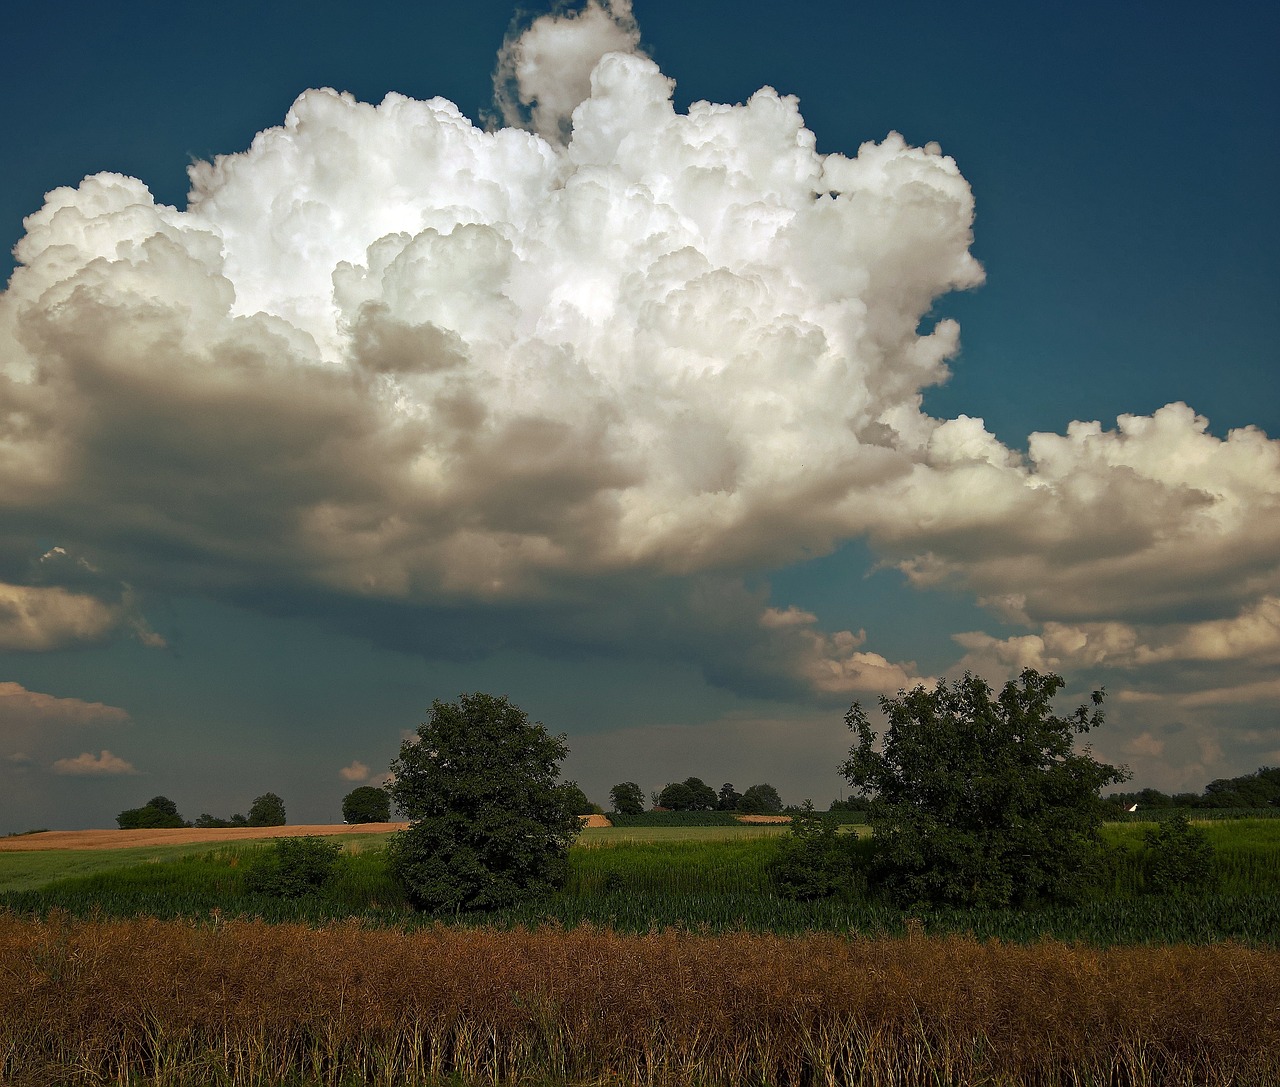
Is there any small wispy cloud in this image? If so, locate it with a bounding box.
[51,749,138,775]
[339,760,370,782]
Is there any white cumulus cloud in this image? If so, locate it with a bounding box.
[51,749,137,775]
[0,4,1275,734]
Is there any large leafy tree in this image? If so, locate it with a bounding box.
[386,692,581,912]
[247,792,286,827]
[841,669,1129,908]
[116,796,185,829]
[609,781,646,815]
[737,783,783,815]
[341,785,391,824]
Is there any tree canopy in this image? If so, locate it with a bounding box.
[841,669,1129,908]
[386,692,580,912]
[609,781,646,815]
[658,777,717,811]
[342,785,391,824]
[247,792,286,827]
[116,796,185,830]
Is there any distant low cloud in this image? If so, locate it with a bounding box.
[339,760,371,782]
[0,681,130,730]
[51,749,137,775]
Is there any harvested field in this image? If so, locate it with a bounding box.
[735,814,792,823]
[579,813,612,827]
[0,823,407,852]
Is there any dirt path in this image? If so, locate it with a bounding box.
[0,823,408,852]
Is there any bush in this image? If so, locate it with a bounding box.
[770,804,866,901]
[244,836,343,898]
[1143,811,1214,894]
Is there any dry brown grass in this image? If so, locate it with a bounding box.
[4,913,1278,1086]
[0,823,408,852]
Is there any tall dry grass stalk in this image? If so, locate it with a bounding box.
[3,911,1279,1086]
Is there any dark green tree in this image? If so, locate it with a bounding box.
[561,781,595,815]
[342,785,391,824]
[682,777,718,811]
[609,781,646,815]
[386,692,580,912]
[1142,811,1214,894]
[657,781,694,810]
[116,796,185,829]
[247,792,286,827]
[717,783,742,811]
[841,669,1129,908]
[737,783,783,814]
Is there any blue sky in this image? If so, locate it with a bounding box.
[1,0,1276,832]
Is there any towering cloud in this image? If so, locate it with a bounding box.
[0,1,1276,736]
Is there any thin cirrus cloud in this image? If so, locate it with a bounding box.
[0,0,1275,739]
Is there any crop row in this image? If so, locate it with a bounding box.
[6,912,1280,1086]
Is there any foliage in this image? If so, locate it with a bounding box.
[193,812,248,828]
[842,669,1130,908]
[116,796,185,829]
[770,803,865,901]
[243,836,343,898]
[341,785,391,824]
[386,691,581,912]
[717,783,742,811]
[604,811,746,827]
[658,777,717,811]
[560,781,595,815]
[737,783,783,814]
[247,792,286,827]
[609,781,646,815]
[1142,811,1214,894]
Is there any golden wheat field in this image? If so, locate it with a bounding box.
[5,912,1280,1086]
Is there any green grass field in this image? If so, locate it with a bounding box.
[3,819,1279,944]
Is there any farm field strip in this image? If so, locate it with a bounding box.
[6,914,1280,1087]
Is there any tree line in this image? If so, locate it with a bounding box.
[607,779,784,815]
[116,786,395,830]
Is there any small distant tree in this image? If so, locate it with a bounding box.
[387,692,580,912]
[342,785,391,824]
[657,781,694,811]
[1143,811,1214,894]
[247,792,286,827]
[842,669,1129,908]
[609,781,646,815]
[116,796,185,829]
[737,783,783,815]
[717,783,742,811]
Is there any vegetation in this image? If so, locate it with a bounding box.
[246,792,286,827]
[608,780,646,815]
[737,782,784,814]
[386,692,580,911]
[115,796,185,830]
[842,669,1129,908]
[341,784,391,824]
[1109,765,1280,811]
[242,836,343,898]
[5,913,1280,1087]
